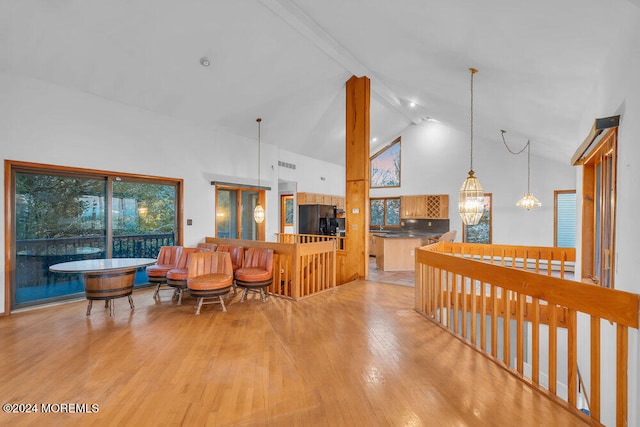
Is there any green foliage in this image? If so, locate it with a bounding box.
[16,173,176,240]
[16,174,105,239]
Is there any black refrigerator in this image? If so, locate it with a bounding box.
[298,204,336,235]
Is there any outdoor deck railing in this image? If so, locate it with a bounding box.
[415,241,639,427]
[15,233,175,289]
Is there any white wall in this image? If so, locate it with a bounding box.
[370,120,576,245]
[0,72,343,314]
[573,8,640,426]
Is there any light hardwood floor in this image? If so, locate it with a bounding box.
[0,282,588,426]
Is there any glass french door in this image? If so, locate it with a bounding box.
[216,187,263,240]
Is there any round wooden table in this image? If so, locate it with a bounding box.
[50,258,157,316]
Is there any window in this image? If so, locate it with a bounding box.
[554,190,576,248]
[370,137,401,188]
[580,128,617,288]
[463,194,492,244]
[9,161,181,310]
[370,197,400,228]
[215,186,265,240]
[280,194,294,233]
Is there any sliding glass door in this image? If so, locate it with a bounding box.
[15,173,107,306]
[9,162,181,310]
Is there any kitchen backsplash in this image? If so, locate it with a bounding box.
[399,218,449,234]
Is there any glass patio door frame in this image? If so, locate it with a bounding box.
[215,185,265,240]
[580,128,617,288]
[5,160,183,312]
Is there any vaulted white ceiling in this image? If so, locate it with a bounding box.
[3,0,638,165]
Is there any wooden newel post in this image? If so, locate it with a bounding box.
[344,75,370,282]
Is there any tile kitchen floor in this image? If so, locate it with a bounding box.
[368,257,415,287]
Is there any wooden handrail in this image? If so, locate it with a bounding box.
[275,232,346,251]
[415,241,639,427]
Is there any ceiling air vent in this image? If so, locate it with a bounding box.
[278,160,296,170]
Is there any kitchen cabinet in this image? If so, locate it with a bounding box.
[297,192,346,209]
[369,233,381,256]
[401,194,449,219]
[374,235,431,271]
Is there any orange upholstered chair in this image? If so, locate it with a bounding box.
[146,246,182,299]
[234,248,274,303]
[166,247,209,304]
[197,242,218,251]
[187,251,234,314]
[216,245,244,294]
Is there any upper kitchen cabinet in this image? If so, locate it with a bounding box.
[401,195,449,219]
[297,192,345,210]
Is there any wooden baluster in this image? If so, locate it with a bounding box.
[532,298,540,385]
[616,324,629,427]
[567,308,577,407]
[504,289,511,366]
[437,268,443,325]
[471,277,477,346]
[446,271,452,328]
[516,292,524,375]
[590,316,601,421]
[549,304,558,395]
[462,275,468,339]
[452,274,458,334]
[491,284,498,358]
[480,281,487,351]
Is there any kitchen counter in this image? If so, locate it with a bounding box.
[372,231,441,239]
[372,233,441,271]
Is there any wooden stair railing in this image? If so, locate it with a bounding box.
[205,237,336,300]
[415,241,639,427]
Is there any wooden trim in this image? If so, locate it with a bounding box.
[3,160,184,315]
[4,161,12,315]
[580,128,617,288]
[280,194,294,233]
[571,115,619,166]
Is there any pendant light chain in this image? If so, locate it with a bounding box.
[500,130,531,190]
[501,130,541,210]
[527,140,531,193]
[257,117,262,187]
[469,68,475,172]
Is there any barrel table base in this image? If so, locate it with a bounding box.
[84,268,137,317]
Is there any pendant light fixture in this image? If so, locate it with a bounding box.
[458,68,485,226]
[501,130,541,210]
[253,118,265,224]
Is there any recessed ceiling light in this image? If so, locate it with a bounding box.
[200,57,211,67]
[409,102,416,108]
[372,137,378,142]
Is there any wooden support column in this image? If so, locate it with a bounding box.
[344,75,370,282]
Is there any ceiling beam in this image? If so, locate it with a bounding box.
[259,0,423,125]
